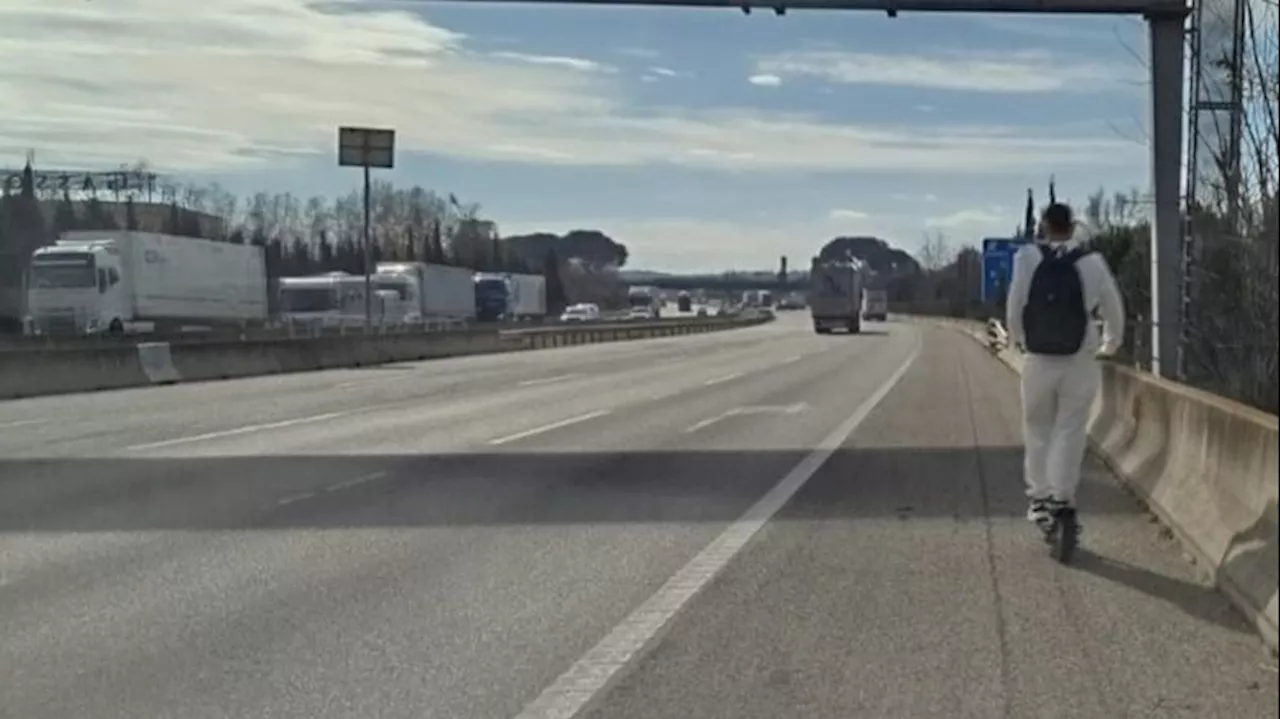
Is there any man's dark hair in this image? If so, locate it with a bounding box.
[1041,203,1074,234]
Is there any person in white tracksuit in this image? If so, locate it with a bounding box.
[1006,203,1126,527]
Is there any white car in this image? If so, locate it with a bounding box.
[560,303,601,323]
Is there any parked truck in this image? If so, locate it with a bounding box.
[375,262,476,325]
[861,288,888,322]
[473,272,548,322]
[808,256,864,334]
[25,231,268,336]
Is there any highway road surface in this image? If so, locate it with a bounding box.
[1,313,1275,719]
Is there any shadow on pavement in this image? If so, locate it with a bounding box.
[1069,549,1248,634]
[2,445,1142,534]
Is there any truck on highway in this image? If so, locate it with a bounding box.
[473,272,548,322]
[861,288,889,322]
[626,285,662,320]
[277,273,374,330]
[676,291,692,313]
[808,256,864,334]
[25,231,268,336]
[375,262,476,326]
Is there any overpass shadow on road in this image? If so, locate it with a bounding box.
[0,446,1169,533]
[0,445,1250,636]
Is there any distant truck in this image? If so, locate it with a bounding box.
[26,231,268,336]
[808,256,864,334]
[861,288,888,322]
[676,291,692,313]
[375,262,476,325]
[473,272,547,322]
[277,273,373,330]
[627,285,662,320]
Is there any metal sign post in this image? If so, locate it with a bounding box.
[338,126,396,331]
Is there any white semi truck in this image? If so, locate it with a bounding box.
[277,273,375,330]
[627,285,662,320]
[26,231,268,336]
[374,262,476,325]
[474,272,547,322]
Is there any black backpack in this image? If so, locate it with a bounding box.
[1022,244,1092,356]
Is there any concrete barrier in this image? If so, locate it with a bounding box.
[1,315,772,401]
[935,316,1278,651]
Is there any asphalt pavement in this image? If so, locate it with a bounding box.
[1,313,1275,719]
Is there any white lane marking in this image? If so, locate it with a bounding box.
[779,354,804,365]
[126,412,346,451]
[512,335,920,719]
[325,471,388,492]
[518,373,581,388]
[702,371,744,387]
[275,492,315,507]
[683,403,808,434]
[0,418,48,429]
[683,413,728,434]
[488,410,611,446]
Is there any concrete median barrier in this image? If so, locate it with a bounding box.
[0,314,772,401]
[933,316,1278,651]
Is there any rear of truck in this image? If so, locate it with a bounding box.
[808,258,862,334]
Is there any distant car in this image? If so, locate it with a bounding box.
[696,307,708,318]
[628,306,657,320]
[560,303,600,323]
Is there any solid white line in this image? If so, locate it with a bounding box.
[702,371,744,387]
[488,410,611,446]
[325,471,388,492]
[511,334,921,719]
[275,492,315,507]
[683,413,729,434]
[0,418,48,429]
[126,412,346,451]
[518,374,581,387]
[779,354,804,365]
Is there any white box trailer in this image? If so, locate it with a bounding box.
[508,273,547,320]
[376,262,476,322]
[27,230,267,335]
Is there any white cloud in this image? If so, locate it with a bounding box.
[649,67,682,77]
[755,49,1143,93]
[827,208,871,221]
[490,51,615,73]
[924,208,1009,229]
[748,74,783,87]
[0,0,1144,176]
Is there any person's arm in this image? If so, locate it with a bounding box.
[1005,245,1035,351]
[1090,254,1126,356]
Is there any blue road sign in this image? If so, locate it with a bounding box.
[981,237,1031,304]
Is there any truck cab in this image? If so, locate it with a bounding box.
[474,273,511,322]
[278,274,370,330]
[627,286,661,320]
[27,239,128,335]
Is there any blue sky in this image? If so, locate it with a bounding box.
[0,0,1154,271]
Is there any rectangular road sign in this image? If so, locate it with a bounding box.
[981,237,1031,304]
[338,127,396,169]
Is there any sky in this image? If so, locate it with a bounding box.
[0,0,1155,272]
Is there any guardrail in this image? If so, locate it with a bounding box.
[935,316,1278,653]
[0,314,773,401]
[0,312,742,352]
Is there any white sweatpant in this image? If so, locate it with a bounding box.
[1020,354,1101,505]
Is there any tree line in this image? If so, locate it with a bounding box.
[0,167,639,324]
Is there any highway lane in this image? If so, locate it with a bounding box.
[1,314,1275,719]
